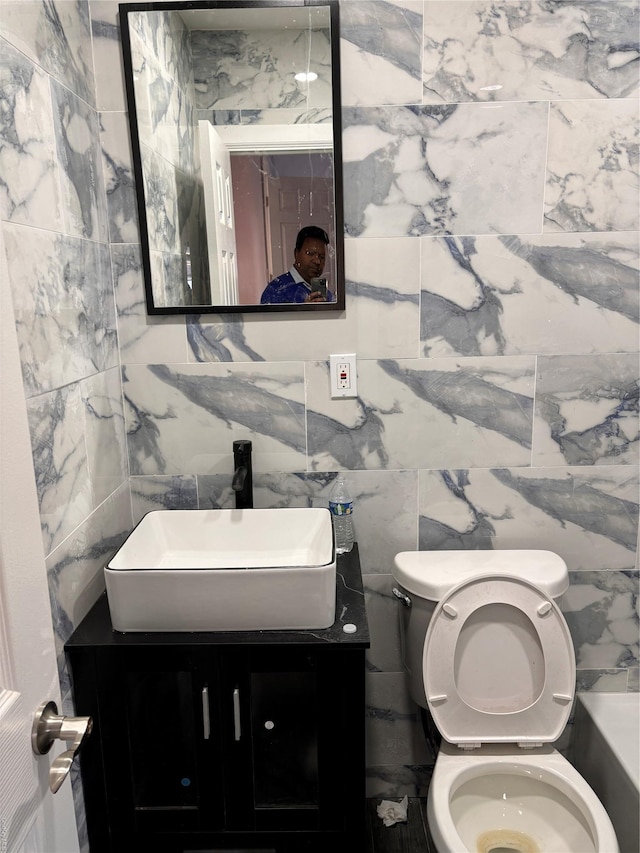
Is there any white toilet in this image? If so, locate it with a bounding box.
[392,550,619,853]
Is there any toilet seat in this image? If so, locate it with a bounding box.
[423,575,575,747]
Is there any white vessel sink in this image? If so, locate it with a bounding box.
[104,509,336,632]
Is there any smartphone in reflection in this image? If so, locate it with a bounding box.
[310,277,327,298]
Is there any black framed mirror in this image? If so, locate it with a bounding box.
[119,0,344,314]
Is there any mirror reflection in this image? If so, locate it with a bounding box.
[120,1,344,314]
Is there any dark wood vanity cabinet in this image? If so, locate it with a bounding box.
[66,547,369,853]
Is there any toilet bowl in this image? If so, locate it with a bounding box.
[427,743,619,853]
[392,550,620,853]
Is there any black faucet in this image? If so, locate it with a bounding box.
[232,440,253,509]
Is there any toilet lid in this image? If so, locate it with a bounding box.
[423,575,575,747]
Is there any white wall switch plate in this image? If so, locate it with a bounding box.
[330,353,357,398]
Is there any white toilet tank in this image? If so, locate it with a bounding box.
[392,550,570,709]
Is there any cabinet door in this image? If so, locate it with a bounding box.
[250,665,318,811]
[251,667,320,826]
[221,646,365,835]
[96,648,225,837]
[221,647,320,832]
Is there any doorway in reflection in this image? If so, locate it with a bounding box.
[232,152,335,304]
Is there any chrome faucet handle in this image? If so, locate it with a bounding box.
[31,700,93,793]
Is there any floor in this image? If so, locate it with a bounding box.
[365,798,436,853]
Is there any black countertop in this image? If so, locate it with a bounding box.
[66,544,369,650]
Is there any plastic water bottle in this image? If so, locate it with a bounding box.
[328,474,354,555]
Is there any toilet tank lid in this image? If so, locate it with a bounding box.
[392,550,569,601]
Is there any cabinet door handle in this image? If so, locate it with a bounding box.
[202,686,210,740]
[233,688,241,741]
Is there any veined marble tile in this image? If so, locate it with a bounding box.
[197,470,339,512]
[196,473,238,511]
[100,112,139,244]
[112,245,189,364]
[545,99,639,233]
[533,354,639,467]
[175,172,202,256]
[340,0,424,107]
[420,233,640,357]
[186,316,267,363]
[329,470,417,572]
[187,236,420,363]
[342,102,548,237]
[126,27,157,150]
[27,369,128,556]
[0,0,95,106]
[207,107,333,127]
[27,382,93,556]
[0,41,62,230]
[423,0,640,104]
[90,1,127,112]
[418,466,639,570]
[366,672,433,766]
[363,574,404,673]
[366,765,432,799]
[197,468,417,575]
[306,356,535,470]
[139,159,203,304]
[149,249,190,308]
[132,9,192,95]
[126,26,180,168]
[130,475,198,524]
[197,471,358,511]
[191,28,332,113]
[199,471,339,511]
[81,367,128,505]
[204,108,242,127]
[563,571,639,670]
[343,236,420,358]
[128,24,196,177]
[575,670,631,693]
[3,224,118,397]
[123,362,307,475]
[46,483,132,648]
[51,79,109,241]
[141,145,179,253]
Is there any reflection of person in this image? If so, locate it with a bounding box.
[261,226,335,304]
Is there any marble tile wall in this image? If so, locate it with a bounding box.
[127,8,208,306]
[1,0,638,817]
[193,24,333,127]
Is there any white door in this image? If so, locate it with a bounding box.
[265,172,334,283]
[0,233,79,852]
[198,121,239,305]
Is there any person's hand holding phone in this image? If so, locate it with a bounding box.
[309,277,327,302]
